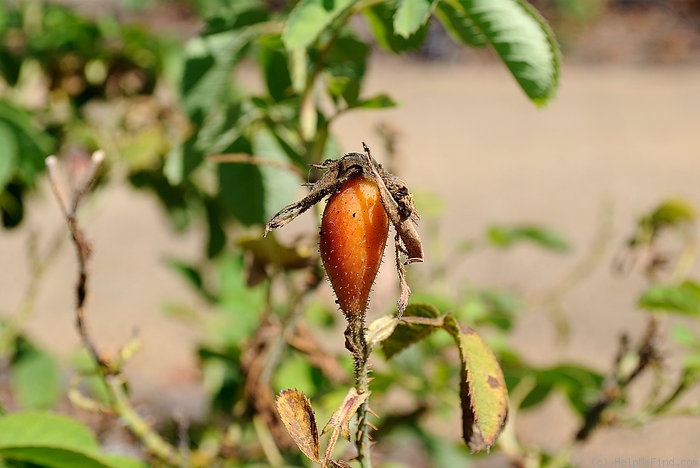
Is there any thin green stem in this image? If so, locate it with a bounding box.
[108,377,184,466]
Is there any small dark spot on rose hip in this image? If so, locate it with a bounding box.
[352,212,356,217]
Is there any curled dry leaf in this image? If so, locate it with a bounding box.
[321,387,370,467]
[265,143,423,317]
[276,389,320,463]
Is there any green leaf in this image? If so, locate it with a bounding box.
[381,303,441,359]
[324,33,370,106]
[683,353,700,373]
[212,254,266,344]
[283,0,357,50]
[237,232,313,273]
[537,365,603,416]
[258,34,293,101]
[639,281,700,315]
[254,129,302,223]
[182,27,256,115]
[217,129,299,226]
[443,314,508,451]
[460,290,521,330]
[219,160,264,226]
[487,224,569,252]
[646,198,696,231]
[167,259,216,301]
[671,324,698,349]
[366,315,400,349]
[363,2,429,53]
[455,0,560,105]
[434,0,486,47]
[204,195,227,258]
[352,93,397,110]
[0,122,18,191]
[394,0,436,38]
[0,412,144,468]
[274,355,316,395]
[11,349,61,410]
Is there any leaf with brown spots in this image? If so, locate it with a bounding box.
[443,314,509,451]
[276,389,320,462]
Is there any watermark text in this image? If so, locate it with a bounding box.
[591,457,699,467]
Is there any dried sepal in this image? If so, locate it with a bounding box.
[264,143,423,317]
[321,388,371,467]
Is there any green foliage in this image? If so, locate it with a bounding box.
[11,348,60,410]
[381,303,440,359]
[452,0,560,104]
[639,281,700,315]
[10,1,698,468]
[0,412,144,468]
[283,0,356,50]
[487,223,570,251]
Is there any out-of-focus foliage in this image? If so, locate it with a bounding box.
[2,1,700,467]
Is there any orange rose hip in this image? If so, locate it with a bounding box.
[320,174,390,319]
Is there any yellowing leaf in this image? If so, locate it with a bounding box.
[443,314,508,451]
[365,314,399,349]
[276,389,320,462]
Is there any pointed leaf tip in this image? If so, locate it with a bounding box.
[455,0,561,105]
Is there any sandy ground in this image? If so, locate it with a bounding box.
[2,60,700,464]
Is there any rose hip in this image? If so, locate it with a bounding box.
[320,174,389,319]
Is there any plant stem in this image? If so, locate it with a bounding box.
[108,377,184,466]
[347,318,372,468]
[47,153,184,466]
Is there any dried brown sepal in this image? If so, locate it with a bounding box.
[322,388,371,439]
[264,143,423,317]
[321,388,371,468]
[276,389,321,463]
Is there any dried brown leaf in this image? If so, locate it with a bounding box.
[276,389,320,462]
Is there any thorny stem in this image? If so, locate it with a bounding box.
[346,318,372,468]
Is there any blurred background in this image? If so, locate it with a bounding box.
[1,0,700,467]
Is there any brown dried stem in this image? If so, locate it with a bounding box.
[46,153,184,466]
[46,152,109,372]
[575,317,660,441]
